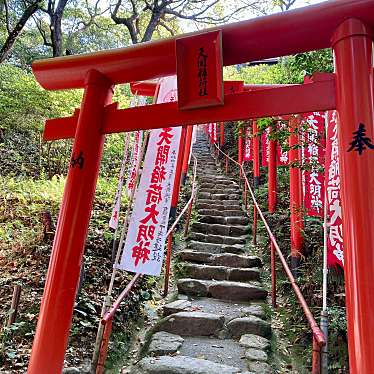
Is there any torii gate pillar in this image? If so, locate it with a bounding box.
[332,18,374,374]
[28,70,113,373]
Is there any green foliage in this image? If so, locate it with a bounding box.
[0,63,82,131]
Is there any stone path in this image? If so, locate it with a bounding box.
[131,131,273,374]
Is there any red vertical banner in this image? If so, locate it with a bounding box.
[261,127,270,167]
[325,111,344,268]
[243,126,252,161]
[303,112,326,217]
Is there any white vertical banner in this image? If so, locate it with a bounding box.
[118,76,181,276]
[109,132,131,229]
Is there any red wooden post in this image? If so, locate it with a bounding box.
[96,319,113,374]
[312,335,322,374]
[289,116,304,273]
[332,18,374,374]
[181,125,193,185]
[163,125,187,296]
[268,124,277,307]
[252,121,260,245]
[220,122,225,146]
[268,125,277,213]
[28,70,113,373]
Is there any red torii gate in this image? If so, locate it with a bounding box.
[28,1,374,373]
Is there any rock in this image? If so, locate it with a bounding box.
[177,278,209,296]
[212,254,262,269]
[154,312,224,337]
[187,241,245,254]
[239,334,271,350]
[245,348,268,362]
[247,361,273,374]
[240,305,265,319]
[226,216,250,225]
[183,263,260,282]
[163,299,192,316]
[228,268,260,282]
[209,281,268,302]
[227,316,272,339]
[179,250,214,263]
[133,356,249,374]
[184,263,230,281]
[147,332,184,356]
[188,232,246,246]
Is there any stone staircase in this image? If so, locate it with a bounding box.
[131,131,273,374]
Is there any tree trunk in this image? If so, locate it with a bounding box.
[50,0,69,57]
[0,0,40,62]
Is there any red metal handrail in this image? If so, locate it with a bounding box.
[96,152,198,373]
[214,143,326,374]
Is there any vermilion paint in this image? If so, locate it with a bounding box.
[332,18,374,374]
[32,1,374,90]
[268,125,277,213]
[28,70,113,373]
[289,116,304,271]
[181,125,193,184]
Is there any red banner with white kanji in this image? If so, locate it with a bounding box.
[326,111,344,268]
[118,76,182,276]
[261,127,270,167]
[303,112,325,217]
[243,127,252,161]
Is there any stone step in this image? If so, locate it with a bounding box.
[191,222,248,237]
[198,192,240,201]
[154,311,224,337]
[197,199,242,208]
[197,203,242,211]
[200,183,239,189]
[178,337,248,371]
[187,241,245,254]
[147,332,184,356]
[164,297,265,321]
[177,278,268,302]
[188,232,247,246]
[198,209,245,217]
[226,316,272,339]
[239,334,271,351]
[199,178,237,186]
[200,215,250,226]
[179,250,263,268]
[182,263,260,282]
[198,188,240,195]
[133,356,250,374]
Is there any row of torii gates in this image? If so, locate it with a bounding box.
[27,0,374,373]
